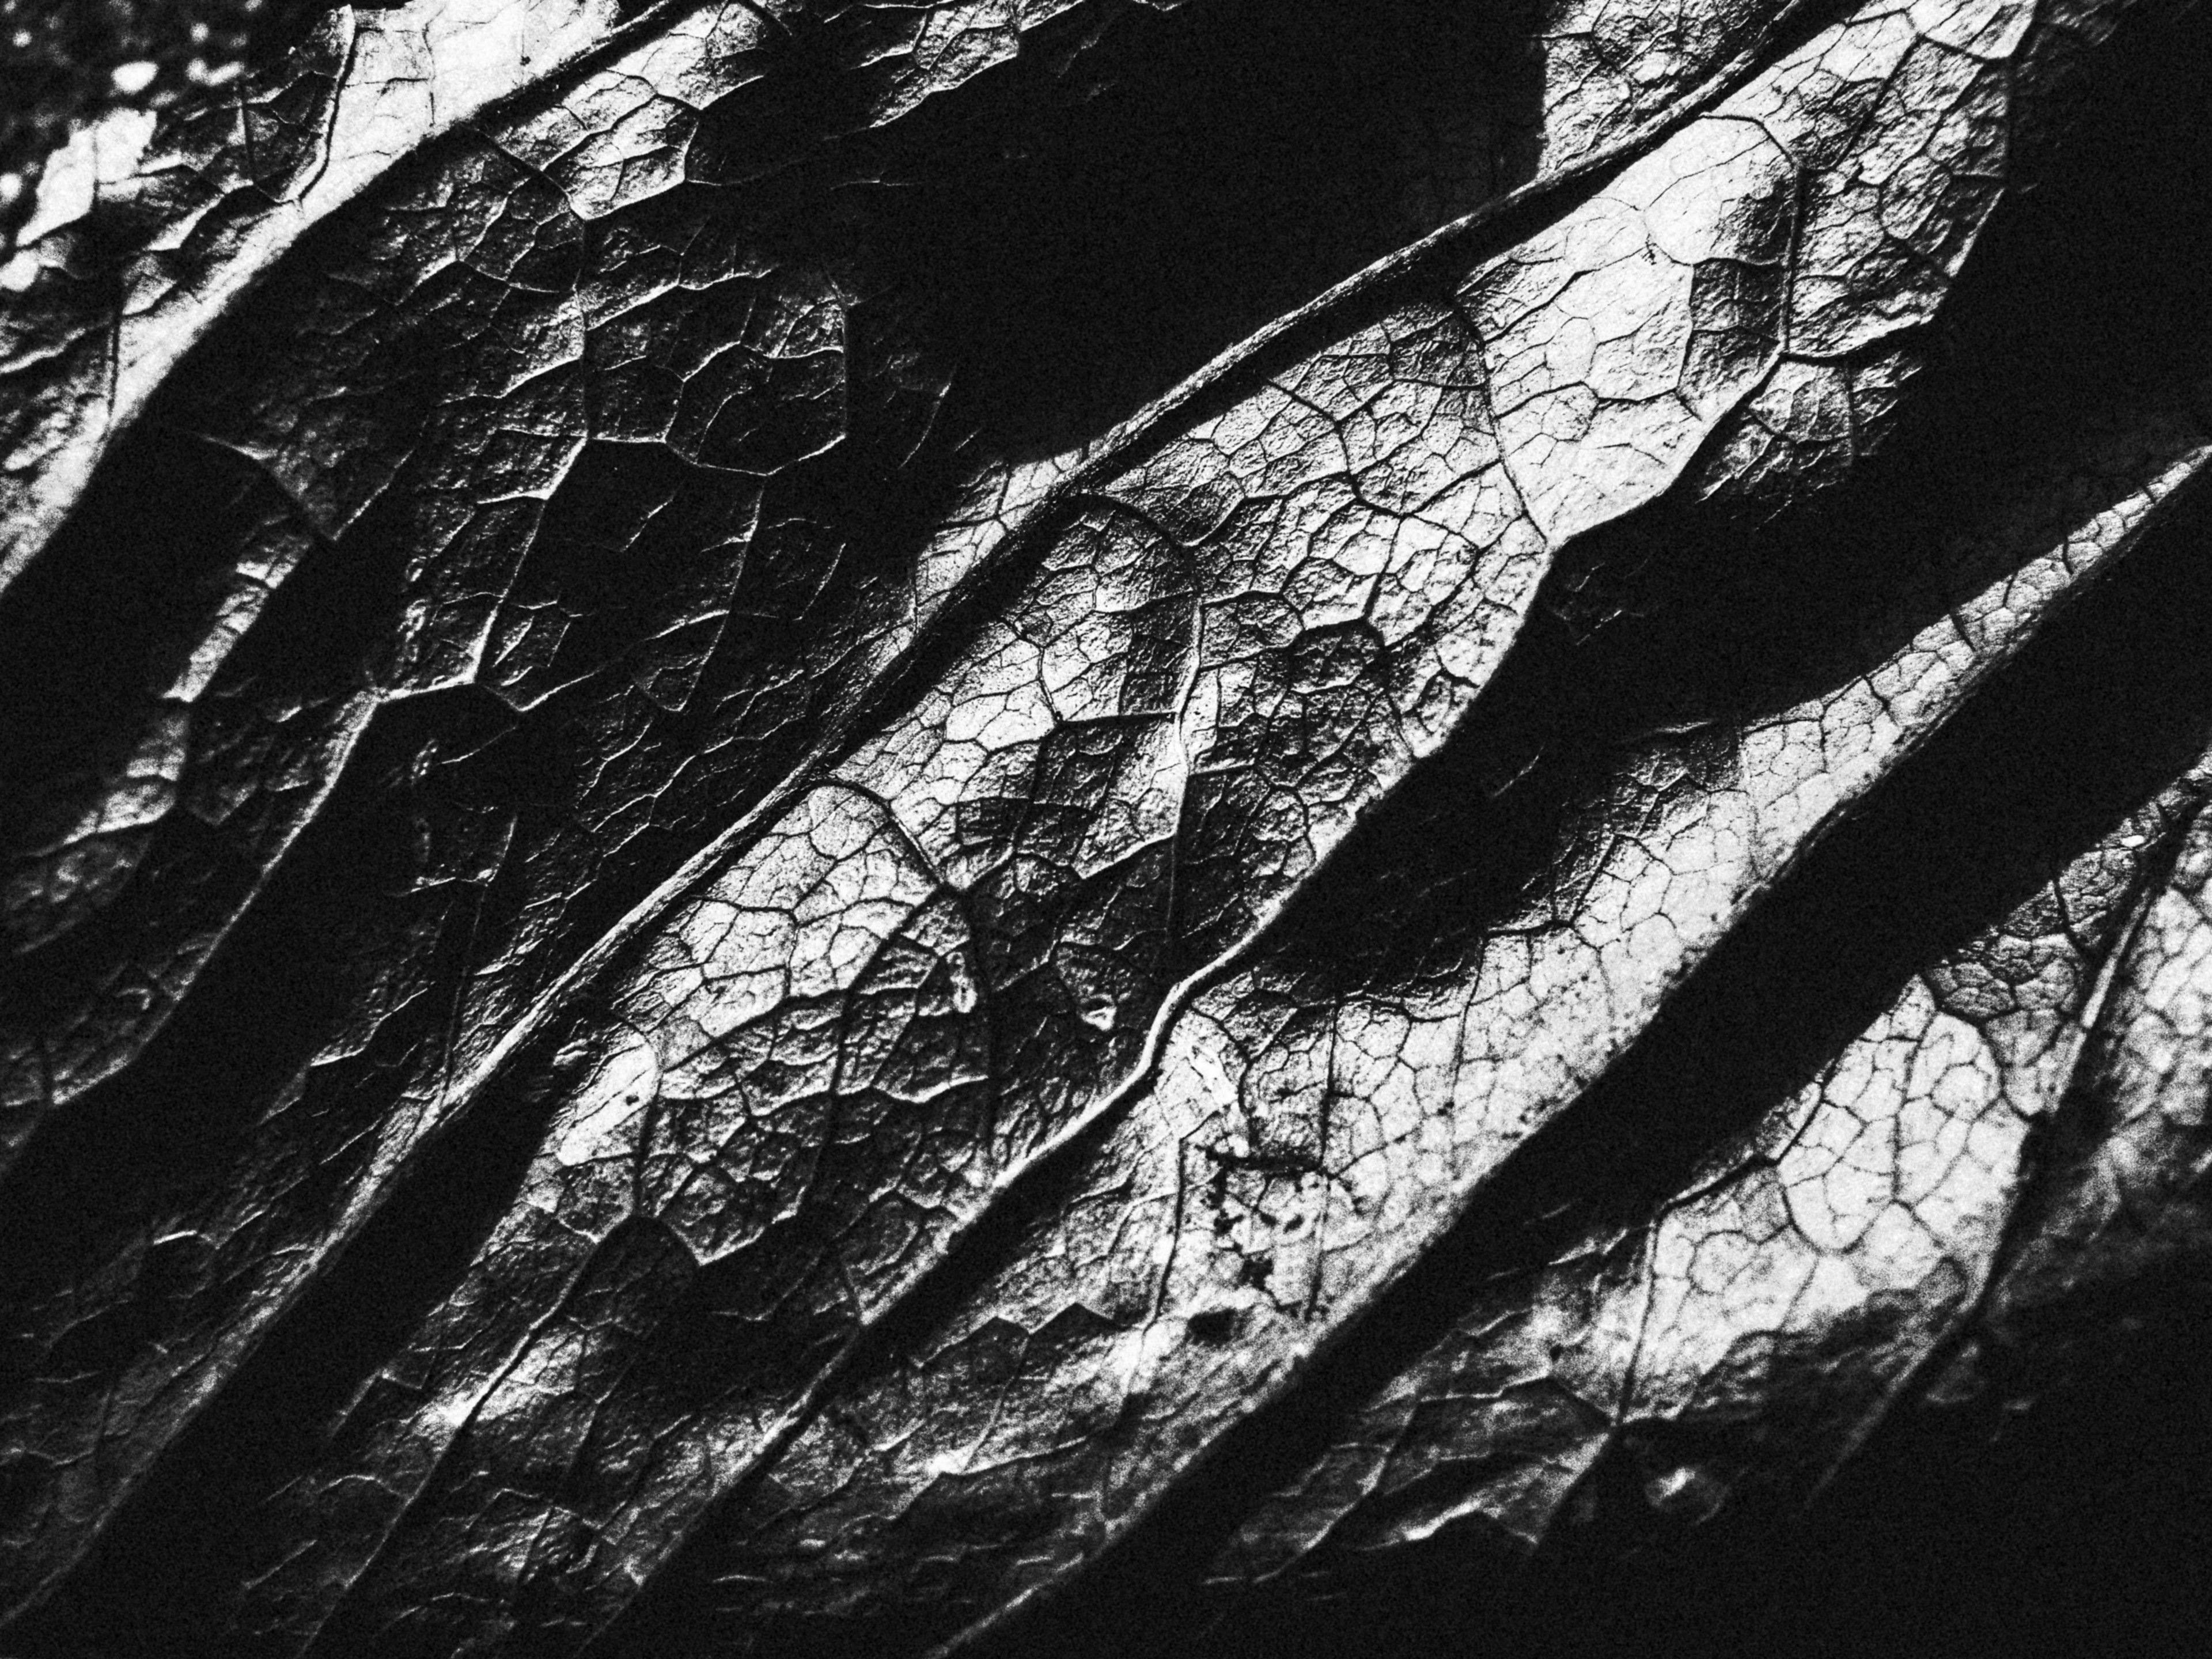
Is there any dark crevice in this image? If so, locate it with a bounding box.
[696,0,1546,463]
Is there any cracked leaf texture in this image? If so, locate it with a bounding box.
[3,0,2211,1653]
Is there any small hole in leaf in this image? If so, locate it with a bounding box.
[1187,1307,1238,1344]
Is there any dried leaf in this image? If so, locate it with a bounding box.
[2,0,2208,1653]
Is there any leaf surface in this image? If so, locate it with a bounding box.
[2,0,2209,1653]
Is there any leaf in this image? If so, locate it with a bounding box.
[1207,434,2212,1594]
[2,0,2209,1653]
[0,0,1808,1622]
[1172,463,2212,1653]
[0,0,676,593]
[608,359,2209,1659]
[1957,757,2212,1405]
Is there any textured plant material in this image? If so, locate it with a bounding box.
[2,0,2210,1654]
